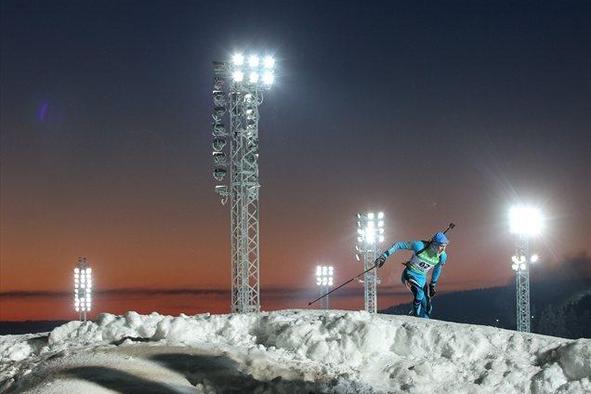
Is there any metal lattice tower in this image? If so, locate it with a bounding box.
[211,54,275,313]
[355,212,385,313]
[363,248,379,313]
[514,236,531,332]
[509,205,542,333]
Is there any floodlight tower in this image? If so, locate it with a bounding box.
[509,206,543,332]
[211,53,275,313]
[355,212,385,313]
[315,265,334,309]
[73,257,92,321]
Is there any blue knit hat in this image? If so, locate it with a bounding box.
[432,232,449,245]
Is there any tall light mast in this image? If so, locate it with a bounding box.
[73,257,92,321]
[355,212,385,313]
[211,53,275,313]
[509,205,543,332]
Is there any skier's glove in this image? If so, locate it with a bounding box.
[375,254,387,268]
[428,283,437,297]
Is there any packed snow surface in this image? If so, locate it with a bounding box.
[1,310,590,393]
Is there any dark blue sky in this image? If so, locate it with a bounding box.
[1,1,590,319]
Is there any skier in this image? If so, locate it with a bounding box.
[374,232,449,318]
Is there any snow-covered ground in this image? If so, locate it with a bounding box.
[1,310,589,393]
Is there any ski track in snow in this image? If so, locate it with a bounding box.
[1,310,590,393]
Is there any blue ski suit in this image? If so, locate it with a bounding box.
[383,241,447,318]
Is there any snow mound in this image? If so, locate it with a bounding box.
[1,310,589,393]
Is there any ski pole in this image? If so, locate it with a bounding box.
[308,265,377,306]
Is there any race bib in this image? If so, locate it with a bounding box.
[408,254,437,273]
[411,260,433,273]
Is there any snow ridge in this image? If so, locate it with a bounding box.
[1,310,590,393]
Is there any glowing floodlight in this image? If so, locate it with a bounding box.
[356,211,385,245]
[249,72,259,83]
[232,70,244,82]
[365,227,376,244]
[530,254,539,263]
[315,265,334,287]
[511,257,527,271]
[262,71,274,85]
[263,56,275,69]
[232,53,244,66]
[73,257,92,321]
[248,55,260,68]
[509,206,543,237]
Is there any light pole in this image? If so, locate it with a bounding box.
[211,52,275,313]
[509,205,543,332]
[74,257,92,321]
[355,212,385,313]
[316,265,334,309]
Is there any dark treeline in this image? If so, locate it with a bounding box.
[381,279,591,339]
[0,320,69,335]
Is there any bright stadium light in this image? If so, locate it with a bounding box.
[511,254,532,271]
[355,211,385,313]
[263,55,275,69]
[232,70,244,82]
[315,265,322,285]
[530,254,539,263]
[73,257,92,321]
[262,71,274,85]
[232,53,244,66]
[249,72,259,83]
[315,265,334,286]
[509,206,543,237]
[316,265,334,309]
